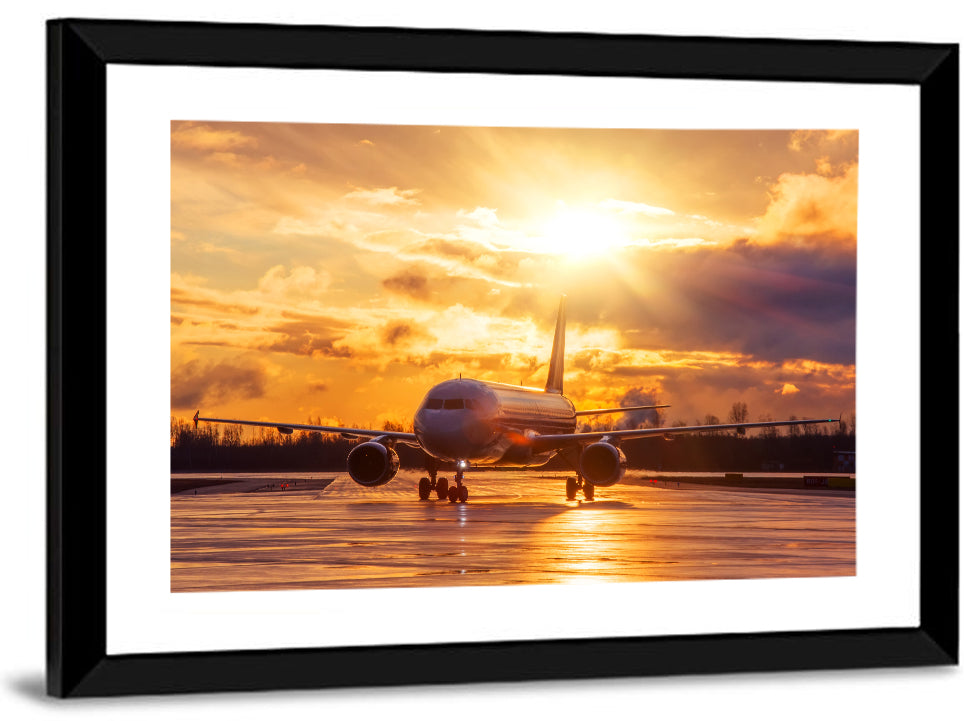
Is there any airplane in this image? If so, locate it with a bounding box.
[193,296,837,502]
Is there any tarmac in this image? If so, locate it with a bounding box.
[171,470,855,592]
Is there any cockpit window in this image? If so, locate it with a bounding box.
[424,398,443,409]
[443,398,465,410]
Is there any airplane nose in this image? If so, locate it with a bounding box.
[416,412,493,460]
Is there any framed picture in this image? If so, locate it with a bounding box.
[48,19,957,697]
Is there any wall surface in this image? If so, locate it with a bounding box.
[3,1,961,719]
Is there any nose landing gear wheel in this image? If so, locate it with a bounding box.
[418,477,431,500]
[448,467,469,503]
[583,481,595,501]
[436,477,449,500]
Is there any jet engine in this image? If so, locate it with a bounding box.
[579,441,627,487]
[347,441,400,487]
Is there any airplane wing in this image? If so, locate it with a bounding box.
[574,404,670,417]
[530,416,838,454]
[193,411,420,446]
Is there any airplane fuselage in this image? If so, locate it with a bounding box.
[413,378,576,467]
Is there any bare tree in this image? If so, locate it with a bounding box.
[758,414,779,439]
[728,401,748,423]
[787,414,801,438]
[727,401,748,437]
[701,414,722,435]
[222,424,242,447]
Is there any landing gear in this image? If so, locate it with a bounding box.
[447,468,469,503]
[566,477,579,500]
[418,462,469,503]
[418,457,468,503]
[417,458,449,501]
[565,475,595,501]
[435,476,449,500]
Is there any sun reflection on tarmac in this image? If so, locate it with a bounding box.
[541,504,641,582]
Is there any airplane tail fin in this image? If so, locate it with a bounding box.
[545,295,566,394]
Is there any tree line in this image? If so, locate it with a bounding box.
[172,401,854,474]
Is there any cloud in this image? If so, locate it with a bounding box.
[619,356,853,426]
[171,123,259,153]
[259,319,353,359]
[343,186,421,206]
[382,270,431,301]
[380,320,436,348]
[777,383,801,395]
[457,207,501,227]
[171,359,267,410]
[402,350,541,377]
[598,198,675,216]
[614,387,665,429]
[788,129,856,152]
[753,162,858,246]
[205,152,246,168]
[273,215,358,238]
[171,288,259,316]
[379,264,531,314]
[634,237,717,250]
[405,237,489,262]
[256,265,332,299]
[557,242,855,366]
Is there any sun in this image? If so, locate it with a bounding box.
[539,208,630,259]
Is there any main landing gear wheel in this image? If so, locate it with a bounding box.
[436,477,449,500]
[418,477,431,500]
[564,475,595,501]
[566,477,579,500]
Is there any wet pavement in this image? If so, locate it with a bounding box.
[171,471,855,592]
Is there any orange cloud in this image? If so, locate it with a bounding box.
[753,162,858,246]
[343,186,421,206]
[598,198,675,216]
[256,265,332,300]
[171,123,259,152]
[788,129,857,152]
[171,358,267,410]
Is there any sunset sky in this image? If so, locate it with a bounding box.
[171,122,857,431]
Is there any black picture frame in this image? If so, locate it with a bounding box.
[47,19,958,698]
